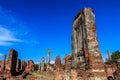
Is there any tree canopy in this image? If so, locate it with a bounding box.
[34,64,39,70]
[111,50,120,62]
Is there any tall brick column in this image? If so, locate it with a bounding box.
[8,49,18,75]
[72,8,107,79]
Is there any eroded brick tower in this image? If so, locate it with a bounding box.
[72,8,107,79]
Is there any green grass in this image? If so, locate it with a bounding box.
[23,71,54,80]
[23,72,35,80]
[36,71,54,79]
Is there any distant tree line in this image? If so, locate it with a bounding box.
[34,63,47,71]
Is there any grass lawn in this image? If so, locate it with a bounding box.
[36,71,54,79]
[24,71,54,80]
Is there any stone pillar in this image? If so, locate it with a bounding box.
[38,62,41,71]
[41,57,45,71]
[47,48,50,64]
[107,50,112,61]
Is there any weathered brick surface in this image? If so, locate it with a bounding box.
[54,70,64,80]
[54,8,116,80]
[54,56,65,80]
[72,8,107,79]
[113,59,120,80]
[55,56,63,71]
[22,60,27,72]
[0,49,31,79]
[65,55,72,70]
[0,61,3,71]
[70,69,78,80]
[105,63,117,78]
[7,49,18,75]
[26,60,34,72]
[46,64,54,72]
[16,59,22,72]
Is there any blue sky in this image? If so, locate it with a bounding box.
[0,0,120,63]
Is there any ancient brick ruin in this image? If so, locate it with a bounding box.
[41,57,45,71]
[35,8,120,80]
[72,8,107,79]
[26,60,34,72]
[46,48,54,72]
[53,8,120,80]
[37,48,54,73]
[0,49,35,80]
[114,59,120,80]
[7,49,18,75]
[65,55,72,71]
[47,48,50,64]
[0,8,120,80]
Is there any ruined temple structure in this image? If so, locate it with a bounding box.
[54,8,120,80]
[0,7,119,80]
[114,59,120,79]
[0,49,35,80]
[72,8,107,79]
[7,49,18,75]
[65,55,72,71]
[0,54,6,72]
[54,56,63,70]
[26,60,34,72]
[54,56,64,80]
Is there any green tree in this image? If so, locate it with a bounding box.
[111,50,120,62]
[34,64,39,70]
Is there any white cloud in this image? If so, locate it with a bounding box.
[0,53,4,60]
[0,53,3,56]
[50,60,55,64]
[0,25,22,46]
[0,6,39,46]
[0,41,12,46]
[35,62,39,64]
